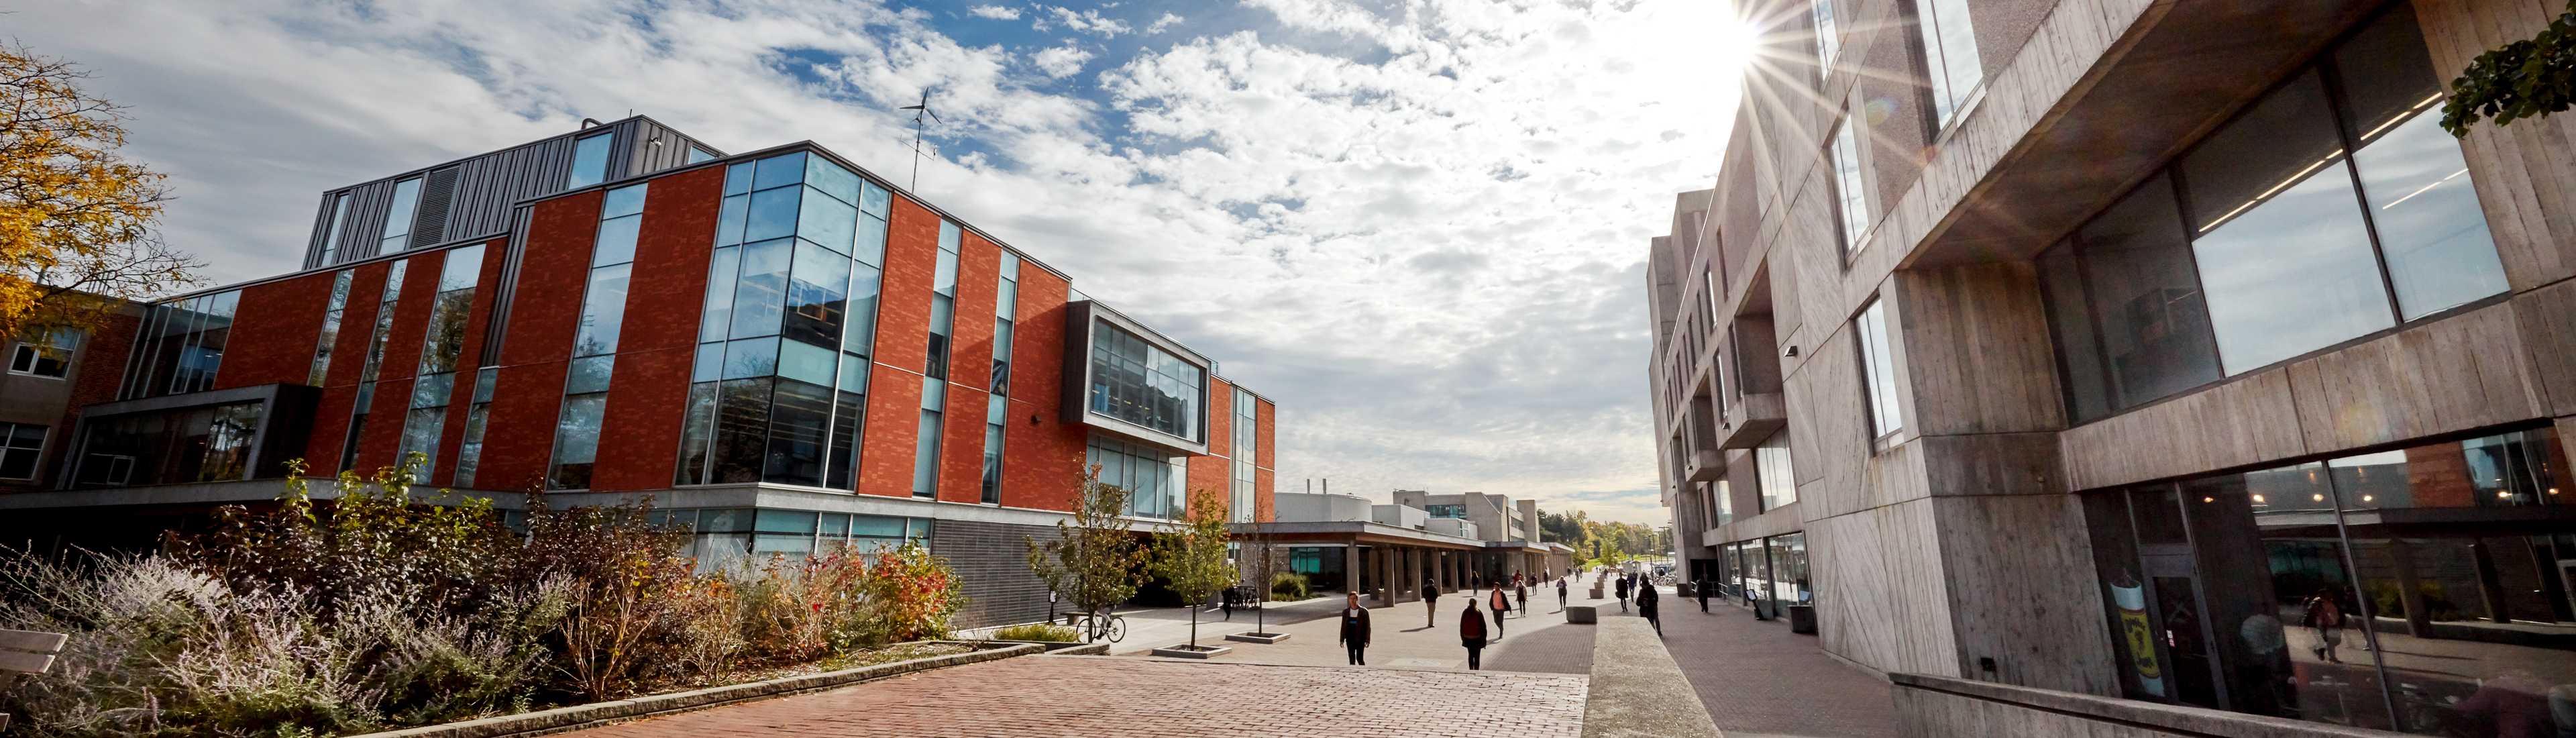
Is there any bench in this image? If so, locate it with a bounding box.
[1,629,70,731]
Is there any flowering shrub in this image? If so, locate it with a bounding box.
[0,455,971,737]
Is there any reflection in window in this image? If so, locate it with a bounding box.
[1912,0,1982,127]
[1231,386,1257,522]
[1829,117,1868,255]
[1756,432,1796,511]
[2332,6,2504,322]
[453,368,496,488]
[119,289,242,400]
[568,133,613,189]
[72,402,265,488]
[319,192,352,264]
[551,184,644,489]
[2082,425,2573,734]
[307,270,355,385]
[381,177,423,252]
[1087,321,1205,442]
[400,246,485,470]
[912,376,943,498]
[1855,299,1900,439]
[0,423,46,480]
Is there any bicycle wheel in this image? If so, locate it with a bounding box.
[1107,615,1128,643]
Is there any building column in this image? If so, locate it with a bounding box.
[1350,544,1370,596]
[1373,545,1395,606]
[1438,551,1453,591]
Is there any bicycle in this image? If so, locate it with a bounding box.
[1072,609,1128,643]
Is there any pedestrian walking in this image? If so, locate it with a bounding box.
[1338,592,1373,666]
[1638,580,1663,636]
[1697,577,1711,613]
[1515,581,1528,618]
[2302,588,2347,664]
[1556,576,1568,609]
[1488,584,1511,638]
[1220,587,1235,621]
[1460,598,1489,670]
[1615,573,1631,613]
[1421,580,1440,627]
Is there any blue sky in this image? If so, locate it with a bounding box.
[13,0,1744,524]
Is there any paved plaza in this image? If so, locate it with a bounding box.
[1656,587,1899,738]
[554,655,1588,738]
[1112,580,1614,674]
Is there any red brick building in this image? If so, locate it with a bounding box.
[0,117,1277,627]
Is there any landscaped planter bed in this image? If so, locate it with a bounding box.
[345,641,1037,738]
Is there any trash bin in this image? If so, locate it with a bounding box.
[1788,604,1817,634]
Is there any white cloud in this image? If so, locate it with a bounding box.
[1031,44,1091,78]
[967,5,1020,20]
[7,0,1742,525]
[1032,5,1130,38]
[1144,12,1182,34]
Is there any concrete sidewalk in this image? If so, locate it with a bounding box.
[1150,582,1619,672]
[1654,586,1898,738]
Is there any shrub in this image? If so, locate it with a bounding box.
[1270,572,1310,601]
[990,623,1079,643]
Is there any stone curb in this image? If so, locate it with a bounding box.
[1582,618,1721,738]
[345,642,1039,738]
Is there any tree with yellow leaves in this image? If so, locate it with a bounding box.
[1,42,200,338]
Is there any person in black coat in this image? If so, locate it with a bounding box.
[1697,577,1711,612]
[1638,580,1663,636]
[1458,597,1489,670]
[1420,580,1440,627]
[1338,592,1373,666]
[1615,573,1631,613]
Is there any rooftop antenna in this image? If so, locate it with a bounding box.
[901,89,941,191]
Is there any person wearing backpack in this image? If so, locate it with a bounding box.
[2302,588,2347,664]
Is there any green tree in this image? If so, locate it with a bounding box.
[1026,460,1146,642]
[2440,0,2576,136]
[1148,492,1238,649]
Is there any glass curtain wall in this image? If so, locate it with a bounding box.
[547,184,645,489]
[2038,5,2504,425]
[676,152,888,490]
[1087,435,1183,519]
[307,270,354,385]
[118,289,241,401]
[400,245,485,471]
[1087,322,1204,442]
[2082,425,2573,735]
[72,402,264,487]
[653,507,932,570]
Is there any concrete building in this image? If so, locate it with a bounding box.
[1391,489,1543,544]
[1247,491,1568,603]
[1647,0,2576,735]
[0,116,1278,629]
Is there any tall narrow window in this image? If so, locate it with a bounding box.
[307,270,354,385]
[347,262,407,470]
[397,246,484,470]
[1811,0,1839,73]
[319,193,352,265]
[549,183,645,489]
[912,376,943,498]
[453,368,496,488]
[926,221,961,380]
[568,133,614,189]
[980,398,1006,505]
[1829,117,1868,256]
[981,250,1020,504]
[1855,298,1902,439]
[381,177,423,252]
[1231,386,1257,523]
[1756,433,1796,510]
[1913,0,1983,127]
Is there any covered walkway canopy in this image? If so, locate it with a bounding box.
[1232,521,1566,606]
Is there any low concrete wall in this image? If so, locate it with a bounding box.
[1891,673,2414,738]
[1582,617,1719,738]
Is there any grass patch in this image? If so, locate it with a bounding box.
[813,642,976,672]
[990,623,1081,642]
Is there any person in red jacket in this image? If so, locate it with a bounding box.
[1459,596,1489,670]
[1487,584,1511,638]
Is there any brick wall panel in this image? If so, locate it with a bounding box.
[354,377,415,473]
[1002,268,1083,512]
[590,166,722,492]
[304,386,360,474]
[500,192,604,366]
[1187,456,1228,508]
[322,262,392,390]
[937,386,989,503]
[372,249,446,386]
[875,197,938,375]
[1206,376,1233,459]
[476,362,569,494]
[1256,398,1277,470]
[431,239,510,488]
[1257,467,1276,523]
[949,233,999,392]
[215,272,335,390]
[858,366,925,497]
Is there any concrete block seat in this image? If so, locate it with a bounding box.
[1566,604,1599,624]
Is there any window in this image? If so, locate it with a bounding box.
[1912,0,1982,128]
[912,377,943,498]
[993,251,1020,396]
[1811,0,1839,73]
[1087,322,1205,442]
[0,423,46,480]
[2037,6,2502,420]
[551,184,644,489]
[73,403,263,487]
[1711,480,1733,526]
[678,152,883,490]
[453,368,496,487]
[980,398,1006,504]
[1087,435,1183,519]
[308,270,355,385]
[1231,386,1257,522]
[319,193,352,264]
[2080,425,2573,733]
[381,177,423,252]
[400,246,485,470]
[688,146,718,164]
[1829,117,1868,256]
[119,289,241,400]
[1427,504,1466,519]
[10,329,78,378]
[1756,433,1796,511]
[1854,299,1901,439]
[926,221,960,380]
[568,133,614,189]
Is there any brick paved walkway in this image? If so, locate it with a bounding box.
[1658,588,1898,738]
[557,655,1589,738]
